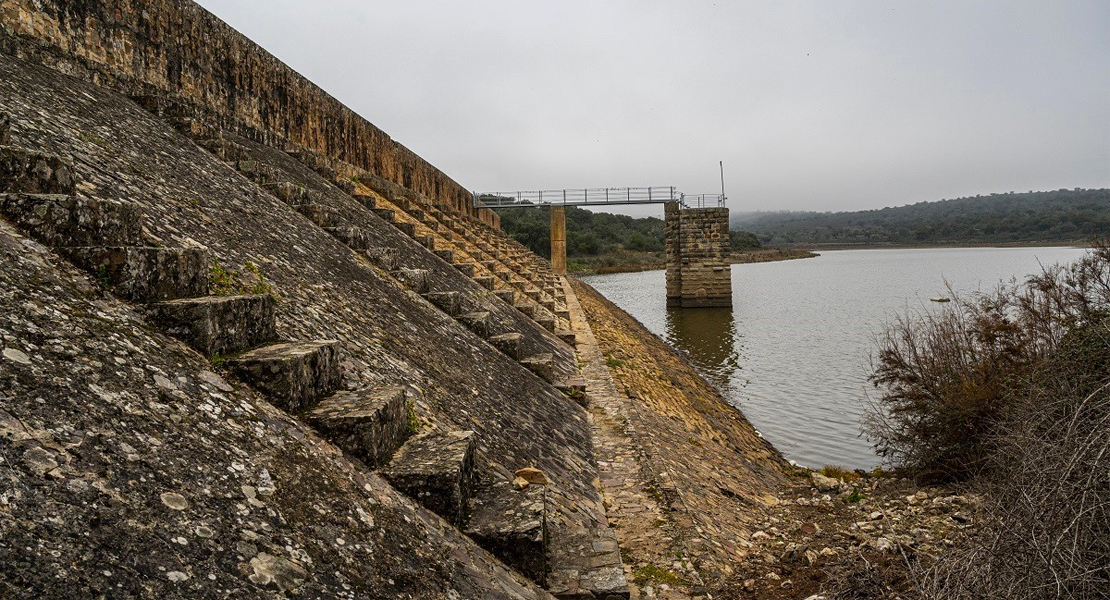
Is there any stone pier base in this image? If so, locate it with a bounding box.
[550,205,566,275]
[664,202,732,308]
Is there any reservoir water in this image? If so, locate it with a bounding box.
[581,246,1088,471]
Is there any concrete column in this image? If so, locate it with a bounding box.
[550,205,567,275]
[664,204,732,308]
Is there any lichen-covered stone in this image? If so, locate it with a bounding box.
[555,330,577,346]
[227,340,343,412]
[535,314,556,333]
[371,207,395,222]
[323,226,373,250]
[474,275,495,290]
[306,386,411,468]
[0,193,143,247]
[394,221,416,237]
[490,333,523,360]
[434,248,455,263]
[515,302,536,318]
[468,480,547,585]
[555,377,588,407]
[458,311,491,339]
[64,246,211,302]
[520,354,555,383]
[424,291,461,316]
[383,430,477,526]
[0,146,74,194]
[147,294,276,356]
[392,267,430,294]
[455,262,475,277]
[547,528,629,600]
[365,247,397,271]
[494,289,515,304]
[296,203,339,227]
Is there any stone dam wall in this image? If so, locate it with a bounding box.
[0,0,497,227]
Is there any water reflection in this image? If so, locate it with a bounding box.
[665,307,741,393]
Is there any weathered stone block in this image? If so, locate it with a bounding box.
[548,528,629,600]
[555,330,577,346]
[365,247,397,271]
[535,314,556,333]
[424,291,460,316]
[261,181,306,204]
[323,226,372,250]
[555,377,588,407]
[383,430,476,526]
[0,147,75,194]
[394,221,416,237]
[409,208,424,221]
[467,480,546,584]
[525,289,542,301]
[494,289,515,305]
[350,193,376,209]
[371,207,395,223]
[227,340,343,412]
[147,294,276,356]
[454,262,475,277]
[306,386,410,468]
[515,302,536,318]
[296,203,339,228]
[64,246,210,302]
[555,309,571,322]
[520,353,555,383]
[489,333,523,360]
[458,311,491,339]
[433,249,455,263]
[473,276,495,290]
[0,194,143,247]
[392,268,430,293]
[415,234,434,249]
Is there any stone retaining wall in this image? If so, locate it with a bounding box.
[0,0,498,227]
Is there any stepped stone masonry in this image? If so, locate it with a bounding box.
[664,202,733,308]
[147,294,277,356]
[384,430,478,526]
[306,386,412,468]
[228,340,344,412]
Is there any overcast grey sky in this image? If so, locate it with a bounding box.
[196,0,1109,216]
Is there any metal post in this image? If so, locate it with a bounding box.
[719,160,726,207]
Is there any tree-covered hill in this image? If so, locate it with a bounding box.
[496,205,666,258]
[733,188,1110,246]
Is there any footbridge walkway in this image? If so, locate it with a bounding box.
[473,187,732,308]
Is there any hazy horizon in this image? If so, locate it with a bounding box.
[195,0,1109,218]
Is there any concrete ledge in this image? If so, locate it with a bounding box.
[0,146,75,194]
[228,340,343,412]
[64,246,211,302]
[383,430,477,526]
[148,294,276,356]
[0,193,143,247]
[306,386,411,468]
[489,333,523,360]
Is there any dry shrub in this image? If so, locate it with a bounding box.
[867,242,1110,598]
[865,242,1110,481]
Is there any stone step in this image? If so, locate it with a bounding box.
[489,333,523,360]
[493,289,515,305]
[514,302,536,318]
[306,386,411,469]
[534,314,556,333]
[235,160,284,185]
[392,268,430,294]
[540,299,556,313]
[409,209,424,220]
[555,377,588,407]
[454,262,475,277]
[366,248,397,271]
[227,340,343,413]
[458,311,491,339]
[382,430,477,526]
[547,528,629,600]
[394,221,417,237]
[261,181,307,204]
[371,207,395,223]
[296,203,339,228]
[520,354,555,383]
[147,294,276,357]
[415,234,435,250]
[0,193,143,247]
[473,276,495,291]
[555,309,570,322]
[333,178,356,194]
[351,193,376,209]
[323,226,372,250]
[466,480,547,585]
[0,146,75,194]
[64,246,210,302]
[424,291,461,316]
[433,248,455,263]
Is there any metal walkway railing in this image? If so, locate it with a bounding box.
[473,188,725,209]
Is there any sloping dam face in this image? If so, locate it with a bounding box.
[0,1,785,597]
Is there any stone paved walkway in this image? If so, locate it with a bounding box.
[561,277,705,600]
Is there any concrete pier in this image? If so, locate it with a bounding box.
[664,202,733,308]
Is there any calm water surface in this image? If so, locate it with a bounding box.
[582,247,1087,470]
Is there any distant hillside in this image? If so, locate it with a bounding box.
[734,188,1110,246]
